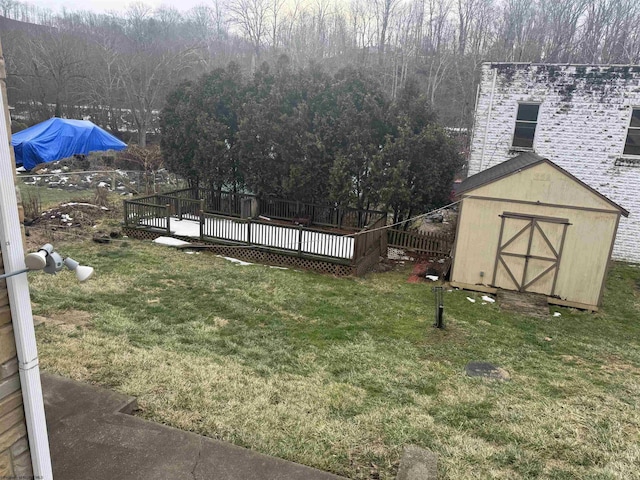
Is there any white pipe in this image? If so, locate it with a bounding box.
[0,84,53,477]
[479,66,498,173]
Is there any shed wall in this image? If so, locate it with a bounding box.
[453,199,617,307]
[468,63,638,262]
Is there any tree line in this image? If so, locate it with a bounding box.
[160,60,462,222]
[3,0,640,145]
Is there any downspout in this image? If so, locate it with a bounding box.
[479,67,497,172]
[0,81,53,478]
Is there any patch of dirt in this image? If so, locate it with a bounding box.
[406,257,452,283]
[599,354,640,375]
[560,355,589,367]
[496,290,549,319]
[34,309,92,328]
[24,201,121,250]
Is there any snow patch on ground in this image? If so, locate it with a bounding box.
[153,236,191,246]
[217,255,254,266]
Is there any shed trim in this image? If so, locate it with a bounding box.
[459,153,629,217]
[500,212,570,224]
[463,195,624,216]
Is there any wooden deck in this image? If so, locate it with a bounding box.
[123,188,388,274]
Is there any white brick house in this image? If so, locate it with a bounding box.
[468,62,640,263]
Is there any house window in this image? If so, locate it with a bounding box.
[623,108,640,156]
[512,103,540,149]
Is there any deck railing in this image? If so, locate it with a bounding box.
[149,187,386,230]
[198,188,256,217]
[199,212,354,261]
[124,200,170,234]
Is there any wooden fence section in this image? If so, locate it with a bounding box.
[200,213,354,260]
[387,228,453,256]
[353,215,388,275]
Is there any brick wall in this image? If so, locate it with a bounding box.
[469,63,640,263]
[0,37,34,479]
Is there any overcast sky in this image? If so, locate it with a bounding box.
[32,0,208,14]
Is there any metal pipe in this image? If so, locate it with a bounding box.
[0,268,29,280]
[0,78,53,478]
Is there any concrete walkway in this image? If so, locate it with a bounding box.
[42,374,345,480]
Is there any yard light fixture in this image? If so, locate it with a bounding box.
[0,243,94,282]
[63,257,94,282]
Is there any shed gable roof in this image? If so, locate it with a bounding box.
[458,153,629,217]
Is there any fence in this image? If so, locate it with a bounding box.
[387,228,453,257]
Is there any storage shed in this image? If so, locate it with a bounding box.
[450,152,629,311]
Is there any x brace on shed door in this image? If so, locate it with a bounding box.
[491,212,570,296]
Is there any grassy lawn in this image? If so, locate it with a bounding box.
[32,239,640,479]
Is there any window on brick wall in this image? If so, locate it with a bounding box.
[512,103,540,149]
[623,108,640,156]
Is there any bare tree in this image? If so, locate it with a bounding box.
[227,0,270,65]
[268,0,286,50]
[116,5,200,146]
[10,28,86,120]
[373,0,400,65]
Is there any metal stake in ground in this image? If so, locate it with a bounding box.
[432,286,444,328]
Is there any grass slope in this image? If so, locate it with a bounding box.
[33,240,640,479]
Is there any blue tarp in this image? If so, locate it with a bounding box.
[12,118,127,170]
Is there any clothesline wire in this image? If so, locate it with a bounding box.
[346,200,460,237]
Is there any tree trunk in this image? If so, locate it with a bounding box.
[138,126,147,147]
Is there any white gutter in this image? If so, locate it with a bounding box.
[479,67,498,172]
[0,90,53,477]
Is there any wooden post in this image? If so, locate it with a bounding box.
[297,224,303,256]
[166,204,171,235]
[337,208,342,230]
[123,200,128,227]
[177,199,183,220]
[199,210,204,241]
[247,218,252,245]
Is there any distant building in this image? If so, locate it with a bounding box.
[468,62,640,262]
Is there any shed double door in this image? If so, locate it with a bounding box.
[492,213,569,296]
